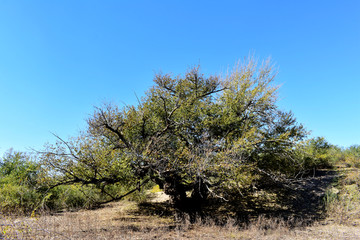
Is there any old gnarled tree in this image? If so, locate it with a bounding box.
[42,58,307,218]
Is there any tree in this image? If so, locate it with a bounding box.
[42,57,307,218]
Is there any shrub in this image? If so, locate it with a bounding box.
[343,145,360,168]
[0,150,42,214]
[324,169,360,224]
[44,185,101,211]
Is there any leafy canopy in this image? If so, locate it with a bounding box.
[42,58,307,207]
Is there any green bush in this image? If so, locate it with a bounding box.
[0,150,42,214]
[0,150,101,214]
[343,145,360,168]
[43,181,150,211]
[44,184,101,211]
[292,137,337,175]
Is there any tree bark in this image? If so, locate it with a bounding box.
[161,173,209,223]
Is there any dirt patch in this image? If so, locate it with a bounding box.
[150,191,171,203]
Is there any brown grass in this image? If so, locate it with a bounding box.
[1,200,360,240]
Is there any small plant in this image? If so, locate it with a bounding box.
[324,187,340,210]
[151,184,161,193]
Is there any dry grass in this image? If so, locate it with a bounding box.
[1,201,174,239]
[2,200,360,240]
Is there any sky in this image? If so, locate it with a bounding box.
[0,0,359,156]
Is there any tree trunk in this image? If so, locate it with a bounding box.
[161,172,189,221]
[161,173,209,223]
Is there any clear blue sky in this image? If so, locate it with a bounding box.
[0,0,359,156]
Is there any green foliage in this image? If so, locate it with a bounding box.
[302,143,360,169]
[0,150,40,186]
[343,145,360,168]
[41,57,308,211]
[300,137,334,171]
[40,132,144,205]
[44,184,99,211]
[0,150,42,214]
[0,150,108,214]
[287,137,357,177]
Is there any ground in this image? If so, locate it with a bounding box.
[1,170,360,239]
